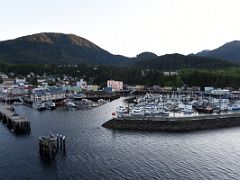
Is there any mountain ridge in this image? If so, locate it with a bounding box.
[194,40,240,63]
[0,32,237,70]
[0,32,129,65]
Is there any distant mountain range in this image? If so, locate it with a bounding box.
[0,32,238,70]
[194,40,240,63]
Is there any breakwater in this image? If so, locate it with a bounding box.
[102,113,240,131]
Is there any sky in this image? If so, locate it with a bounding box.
[1,0,240,57]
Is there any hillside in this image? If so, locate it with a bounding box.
[195,40,240,63]
[136,52,158,61]
[133,53,237,70]
[0,33,237,70]
[0,33,128,65]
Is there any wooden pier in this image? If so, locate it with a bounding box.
[39,133,66,159]
[0,105,30,133]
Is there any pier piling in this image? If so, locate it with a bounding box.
[39,133,66,159]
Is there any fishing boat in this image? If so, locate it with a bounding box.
[196,106,213,113]
[182,107,194,114]
[64,99,77,108]
[77,99,93,109]
[32,101,46,111]
[44,101,56,110]
[116,106,128,114]
[131,107,144,116]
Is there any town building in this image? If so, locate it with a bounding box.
[77,79,87,90]
[107,80,123,91]
[30,87,66,102]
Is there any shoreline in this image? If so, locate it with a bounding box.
[102,113,240,132]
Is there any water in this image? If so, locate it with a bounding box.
[1,98,240,180]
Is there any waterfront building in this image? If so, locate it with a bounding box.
[2,78,15,86]
[107,80,123,91]
[211,89,230,96]
[163,71,178,76]
[77,79,87,90]
[204,87,214,92]
[87,85,99,91]
[15,78,26,84]
[30,87,66,102]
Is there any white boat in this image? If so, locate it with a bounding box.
[78,99,93,108]
[182,107,194,114]
[229,104,240,111]
[182,105,194,114]
[220,104,229,111]
[32,101,45,111]
[116,106,128,114]
[131,107,144,116]
[98,99,108,105]
[13,101,23,105]
[44,101,56,110]
[64,99,77,108]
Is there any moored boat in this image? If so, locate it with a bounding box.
[44,101,56,110]
[32,101,46,111]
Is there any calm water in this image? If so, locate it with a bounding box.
[1,98,240,180]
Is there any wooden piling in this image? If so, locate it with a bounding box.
[39,134,58,158]
[0,105,30,133]
[62,136,66,154]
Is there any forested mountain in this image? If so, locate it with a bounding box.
[133,53,236,70]
[0,33,237,70]
[194,40,240,63]
[0,33,128,66]
[136,52,158,61]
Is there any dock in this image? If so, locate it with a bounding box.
[0,105,31,133]
[102,113,240,132]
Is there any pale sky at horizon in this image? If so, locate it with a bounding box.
[1,0,240,57]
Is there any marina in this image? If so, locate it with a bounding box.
[115,93,240,118]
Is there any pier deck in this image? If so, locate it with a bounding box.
[0,105,30,133]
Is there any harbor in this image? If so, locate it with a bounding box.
[102,92,240,131]
[1,97,240,179]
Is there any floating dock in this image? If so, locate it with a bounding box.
[102,113,240,132]
[0,105,30,133]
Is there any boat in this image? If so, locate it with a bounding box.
[196,106,213,113]
[64,99,77,108]
[44,101,56,110]
[182,107,194,114]
[13,101,23,105]
[32,101,46,111]
[77,99,93,109]
[131,107,144,116]
[116,106,128,114]
[98,99,108,105]
[230,104,240,111]
[66,101,77,108]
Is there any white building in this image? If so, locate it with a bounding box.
[77,79,87,90]
[31,87,66,102]
[15,78,26,84]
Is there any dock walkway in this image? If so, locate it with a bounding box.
[0,105,30,133]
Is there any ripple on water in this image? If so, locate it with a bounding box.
[1,98,240,180]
